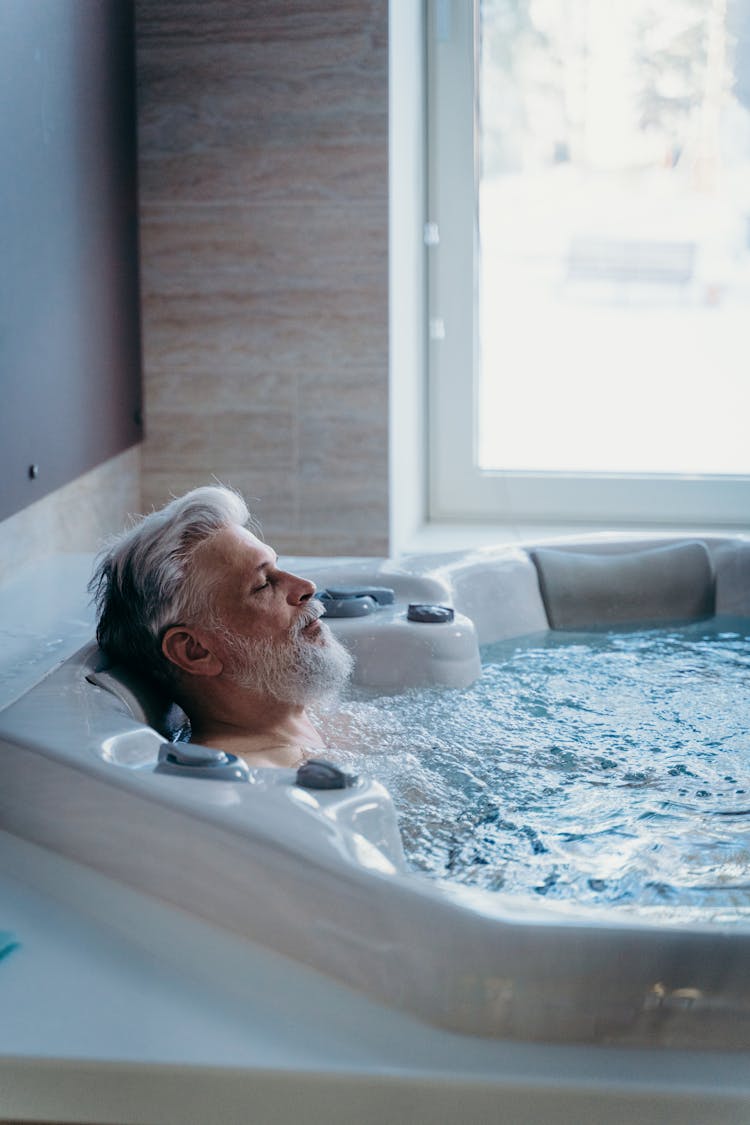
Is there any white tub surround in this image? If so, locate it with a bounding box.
[2,538,750,1059]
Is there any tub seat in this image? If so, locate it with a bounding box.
[529,540,716,629]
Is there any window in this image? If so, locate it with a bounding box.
[428,0,750,528]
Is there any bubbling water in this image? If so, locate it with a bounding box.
[322,615,750,919]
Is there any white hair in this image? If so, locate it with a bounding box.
[90,485,256,684]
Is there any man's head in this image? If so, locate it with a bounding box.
[90,486,352,708]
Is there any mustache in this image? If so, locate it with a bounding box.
[292,598,326,634]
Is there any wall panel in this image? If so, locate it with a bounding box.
[0,0,142,523]
[137,0,389,555]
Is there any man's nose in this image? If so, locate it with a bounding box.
[285,571,316,604]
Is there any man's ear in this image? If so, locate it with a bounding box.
[161,627,224,678]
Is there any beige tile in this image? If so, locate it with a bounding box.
[297,365,388,418]
[298,468,388,553]
[143,409,296,472]
[294,494,390,553]
[137,0,391,555]
[139,204,387,296]
[297,406,389,554]
[137,45,386,146]
[139,141,387,208]
[286,531,389,557]
[299,469,388,516]
[141,469,299,536]
[145,370,295,415]
[299,409,387,481]
[140,289,387,374]
[136,1,385,50]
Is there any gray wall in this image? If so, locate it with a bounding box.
[0,0,142,523]
[136,0,390,556]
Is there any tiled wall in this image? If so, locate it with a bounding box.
[136,0,390,556]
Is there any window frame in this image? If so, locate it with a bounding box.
[426,0,750,531]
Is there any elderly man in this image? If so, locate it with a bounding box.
[90,486,353,768]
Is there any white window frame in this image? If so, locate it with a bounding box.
[427,0,750,531]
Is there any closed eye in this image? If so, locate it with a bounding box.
[251,567,278,594]
[249,554,279,595]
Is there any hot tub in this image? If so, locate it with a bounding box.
[1,534,750,1056]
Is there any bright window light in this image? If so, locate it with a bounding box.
[427,0,750,528]
[479,0,750,477]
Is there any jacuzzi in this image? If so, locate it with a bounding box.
[2,533,750,1067]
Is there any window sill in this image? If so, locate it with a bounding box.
[398,520,750,556]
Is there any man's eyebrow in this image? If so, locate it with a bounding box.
[253,552,278,573]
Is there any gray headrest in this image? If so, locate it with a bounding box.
[86,661,190,742]
[529,541,715,630]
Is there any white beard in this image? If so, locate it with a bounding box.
[218,607,353,706]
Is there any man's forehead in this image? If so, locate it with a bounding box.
[198,524,276,568]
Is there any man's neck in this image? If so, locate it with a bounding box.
[187,690,325,768]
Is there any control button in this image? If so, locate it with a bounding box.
[296,759,359,790]
[407,603,455,624]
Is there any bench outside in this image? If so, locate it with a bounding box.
[566,236,696,286]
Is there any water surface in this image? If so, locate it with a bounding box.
[326,615,750,920]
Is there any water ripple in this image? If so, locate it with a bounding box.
[327,614,750,919]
